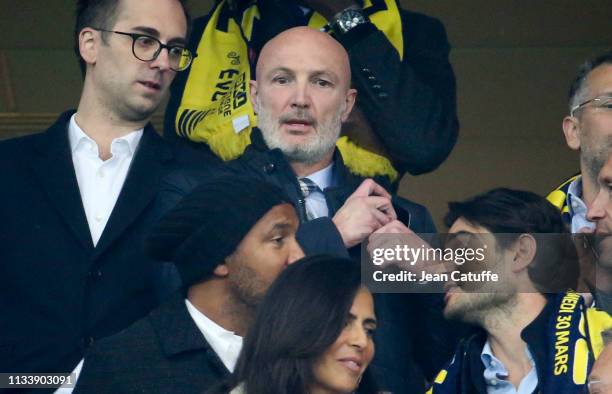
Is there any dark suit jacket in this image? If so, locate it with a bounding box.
[0,111,209,377]
[74,294,230,394]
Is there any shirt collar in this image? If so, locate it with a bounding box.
[302,162,335,191]
[68,113,143,156]
[185,299,239,340]
[481,339,535,375]
[567,176,596,232]
[567,175,584,208]
[184,299,243,371]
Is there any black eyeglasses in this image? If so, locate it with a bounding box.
[93,28,196,71]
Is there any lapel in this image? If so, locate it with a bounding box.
[92,125,174,258]
[29,110,94,250]
[150,294,230,376]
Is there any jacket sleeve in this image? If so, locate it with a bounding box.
[73,346,119,394]
[296,217,349,258]
[336,10,459,176]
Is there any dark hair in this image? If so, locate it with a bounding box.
[74,0,190,75]
[568,49,612,113]
[229,255,377,394]
[444,188,578,292]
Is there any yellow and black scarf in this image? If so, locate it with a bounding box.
[547,174,580,224]
[427,291,612,393]
[174,0,403,181]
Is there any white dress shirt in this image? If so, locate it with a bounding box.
[301,163,334,219]
[185,299,243,372]
[68,114,143,246]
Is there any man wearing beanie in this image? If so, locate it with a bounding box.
[73,176,304,393]
[159,27,459,394]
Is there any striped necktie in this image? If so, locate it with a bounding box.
[298,177,320,220]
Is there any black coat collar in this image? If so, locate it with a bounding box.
[148,293,230,376]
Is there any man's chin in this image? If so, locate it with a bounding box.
[123,101,160,122]
[280,130,316,146]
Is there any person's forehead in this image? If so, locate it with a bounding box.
[586,64,612,97]
[113,0,187,36]
[252,204,296,231]
[260,35,348,77]
[352,288,374,311]
[448,218,490,234]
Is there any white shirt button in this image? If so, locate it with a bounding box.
[98,170,105,178]
[489,379,497,386]
[95,214,103,222]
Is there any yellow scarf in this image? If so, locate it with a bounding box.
[175,0,403,181]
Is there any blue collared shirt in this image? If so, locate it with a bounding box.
[481,341,538,394]
[567,176,596,233]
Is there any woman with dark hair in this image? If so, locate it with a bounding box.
[225,255,378,394]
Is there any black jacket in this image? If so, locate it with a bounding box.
[0,111,202,379]
[156,128,461,393]
[74,293,230,394]
[164,2,458,178]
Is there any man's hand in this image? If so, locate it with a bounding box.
[367,222,447,275]
[332,179,396,248]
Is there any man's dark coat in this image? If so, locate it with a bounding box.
[0,111,208,375]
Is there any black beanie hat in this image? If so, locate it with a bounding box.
[146,175,291,287]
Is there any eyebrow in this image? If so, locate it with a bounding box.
[131,26,187,46]
[267,67,294,77]
[266,67,339,82]
[348,312,377,326]
[311,70,339,82]
[269,222,293,232]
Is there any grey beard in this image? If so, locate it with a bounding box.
[256,101,344,166]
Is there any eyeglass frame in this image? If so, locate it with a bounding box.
[91,27,196,71]
[570,95,612,117]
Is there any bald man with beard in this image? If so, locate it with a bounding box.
[158,27,459,393]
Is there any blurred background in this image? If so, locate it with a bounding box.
[1,1,611,227]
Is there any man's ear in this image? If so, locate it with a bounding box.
[213,263,229,277]
[249,80,259,114]
[563,115,581,150]
[78,28,98,66]
[341,88,357,122]
[511,234,537,273]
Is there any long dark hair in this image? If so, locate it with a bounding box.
[229,255,377,393]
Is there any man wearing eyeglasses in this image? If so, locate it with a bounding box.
[0,0,205,386]
[547,50,612,313]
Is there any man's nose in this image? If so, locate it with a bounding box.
[150,47,172,72]
[287,240,305,265]
[587,188,609,222]
[290,81,311,109]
